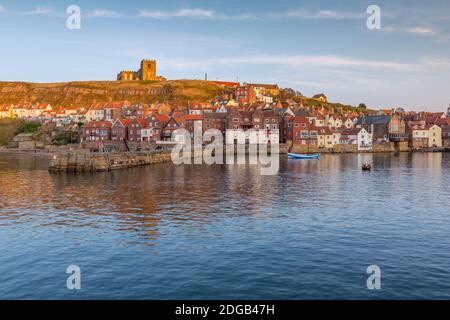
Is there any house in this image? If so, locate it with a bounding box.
[407,122,429,149]
[203,112,227,136]
[356,114,406,142]
[311,113,326,127]
[146,113,169,140]
[340,128,358,145]
[12,104,32,118]
[332,128,342,145]
[292,116,312,146]
[245,83,280,98]
[343,117,354,129]
[235,85,256,104]
[442,125,450,147]
[104,102,126,121]
[162,116,183,140]
[262,110,282,143]
[81,121,112,142]
[128,118,148,142]
[317,127,333,149]
[210,81,241,88]
[85,106,105,122]
[283,116,294,143]
[28,103,52,118]
[184,114,204,138]
[111,118,131,141]
[312,93,327,103]
[428,124,442,148]
[357,128,373,150]
[0,104,13,118]
[327,115,343,129]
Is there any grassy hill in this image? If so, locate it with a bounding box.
[0,80,225,108]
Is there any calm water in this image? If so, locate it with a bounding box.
[0,152,449,299]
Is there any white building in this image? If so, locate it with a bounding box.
[357,128,373,151]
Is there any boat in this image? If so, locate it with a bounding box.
[288,153,320,160]
[362,163,372,171]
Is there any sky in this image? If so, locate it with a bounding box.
[0,0,449,111]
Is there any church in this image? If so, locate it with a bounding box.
[117,59,165,81]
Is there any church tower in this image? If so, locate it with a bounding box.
[140,59,157,81]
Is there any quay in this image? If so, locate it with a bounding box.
[48,143,289,172]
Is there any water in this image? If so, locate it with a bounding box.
[0,152,449,299]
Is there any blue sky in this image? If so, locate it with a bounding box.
[0,0,449,111]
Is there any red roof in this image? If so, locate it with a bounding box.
[211,81,241,88]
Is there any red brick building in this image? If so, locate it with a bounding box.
[111,119,131,141]
[81,121,112,142]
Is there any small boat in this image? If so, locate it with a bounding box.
[288,153,320,160]
[362,163,372,171]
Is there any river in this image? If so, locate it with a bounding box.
[0,152,449,299]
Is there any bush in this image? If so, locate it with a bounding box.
[16,121,41,134]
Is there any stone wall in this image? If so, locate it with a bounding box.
[49,151,173,172]
[291,142,406,154]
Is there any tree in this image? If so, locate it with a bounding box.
[358,103,367,109]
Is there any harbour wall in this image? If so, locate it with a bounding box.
[48,143,289,172]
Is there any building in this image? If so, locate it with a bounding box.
[293,116,312,146]
[312,93,327,103]
[210,81,241,88]
[111,119,131,142]
[128,118,149,142]
[442,125,450,147]
[117,59,163,81]
[85,106,105,122]
[356,115,407,143]
[317,127,333,149]
[343,117,354,129]
[81,121,112,142]
[428,124,442,148]
[0,104,13,118]
[235,85,257,104]
[408,122,429,149]
[203,112,227,136]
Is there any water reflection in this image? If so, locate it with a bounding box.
[0,152,450,299]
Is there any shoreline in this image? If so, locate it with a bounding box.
[0,147,449,157]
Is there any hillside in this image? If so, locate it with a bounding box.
[0,80,225,108]
[0,119,20,146]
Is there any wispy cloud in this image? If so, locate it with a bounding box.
[22,6,53,15]
[87,9,122,18]
[281,9,365,20]
[0,5,6,13]
[158,54,450,74]
[138,8,215,19]
[406,26,436,36]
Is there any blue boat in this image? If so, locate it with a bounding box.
[288,153,320,160]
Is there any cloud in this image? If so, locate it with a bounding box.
[22,6,53,15]
[406,26,436,36]
[138,8,215,19]
[277,9,365,20]
[87,9,122,18]
[158,54,450,75]
[0,5,6,13]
